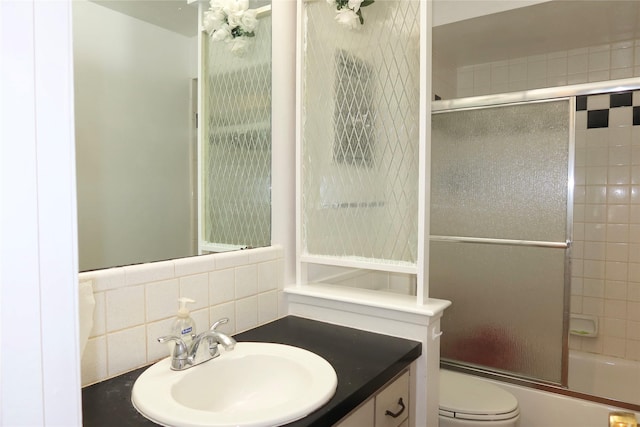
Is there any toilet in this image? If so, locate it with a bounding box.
[439,369,520,427]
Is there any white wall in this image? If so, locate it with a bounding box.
[73,0,197,271]
[1,0,82,424]
[432,0,550,27]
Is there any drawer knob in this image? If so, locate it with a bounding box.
[384,397,406,418]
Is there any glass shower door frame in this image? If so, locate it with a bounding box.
[431,96,575,388]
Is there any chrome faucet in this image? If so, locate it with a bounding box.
[158,318,237,371]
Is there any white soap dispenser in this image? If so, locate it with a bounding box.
[171,297,197,347]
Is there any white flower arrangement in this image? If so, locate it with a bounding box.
[203,0,259,56]
[327,0,375,30]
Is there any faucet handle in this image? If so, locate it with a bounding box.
[210,317,229,331]
[157,335,188,359]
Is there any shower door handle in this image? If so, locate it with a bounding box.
[430,235,569,249]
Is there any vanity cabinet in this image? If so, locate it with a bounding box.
[335,369,410,427]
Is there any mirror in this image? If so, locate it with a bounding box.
[73,0,272,272]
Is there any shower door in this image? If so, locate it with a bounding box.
[430,99,572,385]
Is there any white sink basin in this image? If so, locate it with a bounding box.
[132,342,337,427]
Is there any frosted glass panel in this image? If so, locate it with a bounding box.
[301,1,420,264]
[202,16,271,250]
[430,241,566,384]
[431,101,570,242]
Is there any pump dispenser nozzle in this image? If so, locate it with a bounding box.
[177,297,195,318]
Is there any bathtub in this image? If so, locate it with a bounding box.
[455,374,640,427]
[446,352,640,427]
[569,350,640,406]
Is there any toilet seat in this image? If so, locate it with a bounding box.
[439,370,520,422]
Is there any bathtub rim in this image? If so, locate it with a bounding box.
[441,359,640,413]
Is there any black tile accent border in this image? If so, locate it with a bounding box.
[576,95,587,111]
[579,90,640,129]
[610,91,633,108]
[634,106,640,126]
[587,109,609,129]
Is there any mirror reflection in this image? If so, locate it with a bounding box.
[73,0,272,272]
[200,0,272,253]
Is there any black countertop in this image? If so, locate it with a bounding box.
[82,316,421,427]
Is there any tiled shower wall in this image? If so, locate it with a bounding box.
[79,246,284,386]
[570,91,640,361]
[433,40,640,100]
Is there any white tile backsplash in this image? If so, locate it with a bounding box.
[258,291,278,324]
[81,336,107,386]
[145,279,179,322]
[213,250,250,270]
[79,245,285,386]
[83,267,126,293]
[257,260,280,293]
[146,317,174,362]
[209,302,236,335]
[105,285,145,332]
[125,260,175,286]
[107,326,147,377]
[179,273,209,311]
[235,264,258,299]
[209,268,236,305]
[90,292,106,337]
[235,296,259,332]
[174,255,216,277]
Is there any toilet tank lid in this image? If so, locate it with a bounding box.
[440,370,519,416]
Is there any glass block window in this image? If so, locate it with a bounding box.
[202,15,271,251]
[301,0,420,266]
[333,49,375,168]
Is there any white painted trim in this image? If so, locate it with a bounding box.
[284,284,450,318]
[271,0,298,287]
[417,0,432,304]
[300,255,417,274]
[295,0,304,287]
[295,0,428,291]
[197,1,205,255]
[1,0,81,424]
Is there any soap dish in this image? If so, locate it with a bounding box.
[569,314,598,337]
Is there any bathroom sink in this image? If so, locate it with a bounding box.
[131,342,338,427]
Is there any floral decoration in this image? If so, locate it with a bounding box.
[327,0,375,30]
[203,0,259,56]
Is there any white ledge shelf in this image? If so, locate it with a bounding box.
[284,283,451,318]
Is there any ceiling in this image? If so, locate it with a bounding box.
[90,1,640,67]
[90,0,272,38]
[434,0,640,67]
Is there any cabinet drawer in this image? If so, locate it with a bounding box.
[375,371,409,427]
[335,398,375,427]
